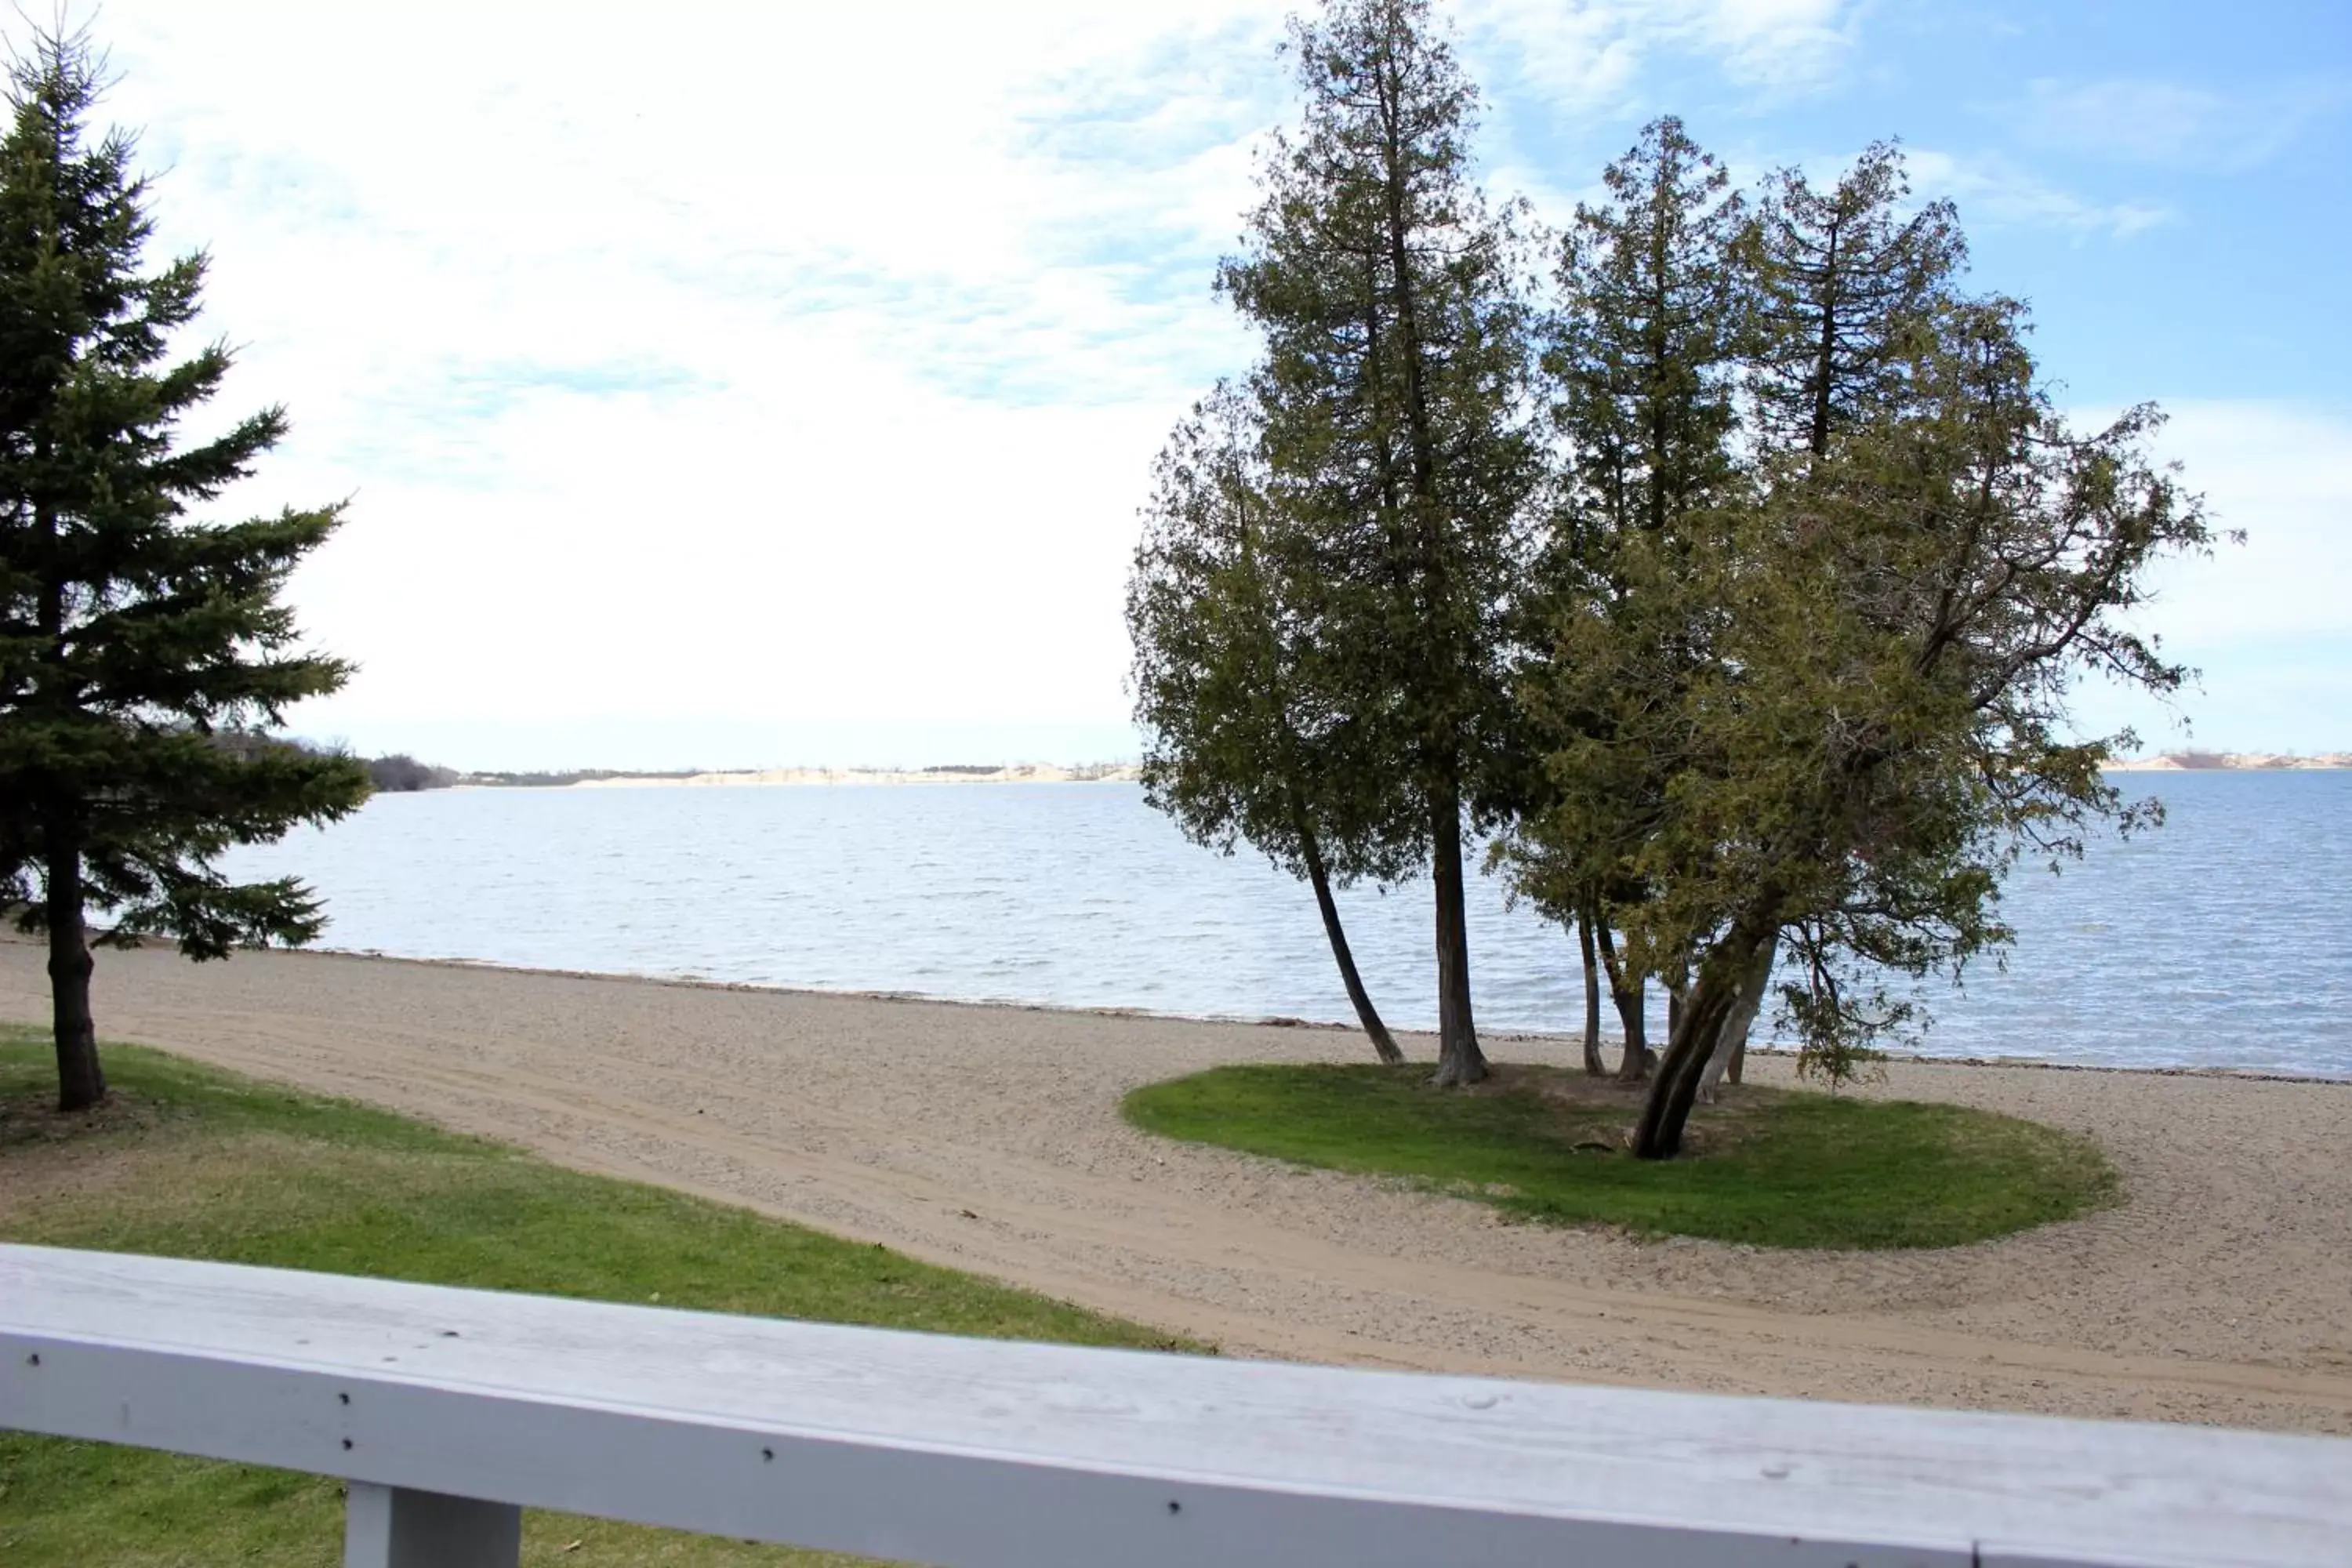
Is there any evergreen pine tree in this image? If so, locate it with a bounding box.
[1747,141,1965,457]
[1504,117,1748,1080]
[1514,125,2213,1157]
[1549,116,1746,545]
[1129,384,1415,1062]
[1569,296,2212,1158]
[0,28,368,1110]
[1218,0,1541,1086]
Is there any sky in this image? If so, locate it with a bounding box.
[21,0,2350,769]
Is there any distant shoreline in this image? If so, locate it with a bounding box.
[433,756,2350,790]
[368,754,2352,793]
[561,763,1142,789]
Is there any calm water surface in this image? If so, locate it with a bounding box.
[224,773,2350,1078]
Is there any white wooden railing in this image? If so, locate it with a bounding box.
[2,1243,2347,1566]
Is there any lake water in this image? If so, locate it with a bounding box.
[223,772,2351,1079]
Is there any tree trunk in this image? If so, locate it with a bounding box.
[1633,923,1772,1159]
[1371,57,1480,1092]
[1299,818,1403,1065]
[1809,220,1840,458]
[1594,915,1650,1082]
[1697,937,1775,1105]
[45,834,103,1112]
[1632,980,1739,1160]
[1427,781,1485,1087]
[34,490,102,1112]
[1576,904,1603,1076]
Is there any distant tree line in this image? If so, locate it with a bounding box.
[207,731,452,793]
[1128,0,2216,1157]
[362,753,456,792]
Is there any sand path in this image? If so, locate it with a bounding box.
[5,938,2348,1434]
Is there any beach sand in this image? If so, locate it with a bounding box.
[4,935,2347,1435]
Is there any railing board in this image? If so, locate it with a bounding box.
[3,1243,2347,1567]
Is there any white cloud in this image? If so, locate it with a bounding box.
[30,2,1295,766]
[105,3,1280,406]
[1458,0,1863,238]
[2016,76,2345,172]
[2112,401,2352,648]
[2067,401,2352,754]
[1697,0,1860,88]
[1907,147,2169,240]
[1464,0,1859,107]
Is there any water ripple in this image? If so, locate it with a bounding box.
[223,775,2352,1078]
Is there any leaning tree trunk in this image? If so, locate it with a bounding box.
[1594,916,1650,1082]
[1576,905,1603,1076]
[45,833,104,1112]
[1633,920,1775,1159]
[1427,779,1486,1087]
[1297,814,1403,1065]
[1696,938,1776,1105]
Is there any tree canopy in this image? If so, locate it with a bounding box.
[1536,290,2211,1155]
[1131,0,2217,1161]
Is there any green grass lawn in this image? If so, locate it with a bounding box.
[1124,1062,2117,1250]
[0,1029,1197,1567]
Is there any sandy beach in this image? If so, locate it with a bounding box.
[4,935,2348,1436]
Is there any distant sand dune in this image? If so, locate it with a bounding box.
[509,755,2352,784]
[570,763,1141,789]
[2106,751,2350,771]
[539,754,2347,783]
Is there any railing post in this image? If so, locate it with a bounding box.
[344,1480,522,1568]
